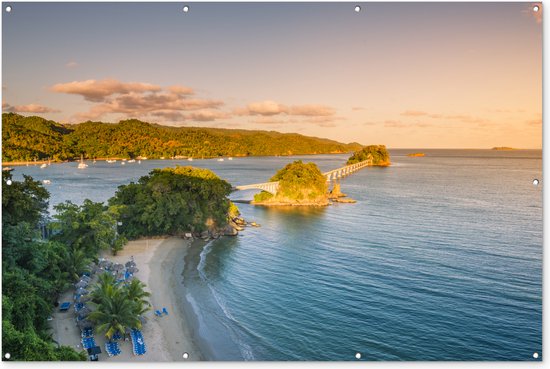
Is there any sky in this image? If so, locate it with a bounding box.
[1,2,543,148]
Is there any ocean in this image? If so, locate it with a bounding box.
[9,149,542,361]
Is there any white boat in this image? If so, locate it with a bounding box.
[188,158,193,161]
[2,167,13,171]
[121,161,126,165]
[42,179,51,185]
[78,155,88,169]
[217,158,225,162]
[128,159,136,163]
[40,163,47,169]
[228,157,233,161]
[107,159,116,163]
[138,160,141,164]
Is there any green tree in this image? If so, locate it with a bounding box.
[346,145,391,166]
[110,166,233,238]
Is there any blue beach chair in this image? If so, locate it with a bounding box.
[155,310,162,317]
[162,307,168,315]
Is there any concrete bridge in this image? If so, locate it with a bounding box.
[234,158,372,195]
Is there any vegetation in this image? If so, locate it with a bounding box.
[346,145,391,166]
[2,113,362,162]
[88,275,150,340]
[253,160,328,205]
[2,171,87,361]
[109,166,233,238]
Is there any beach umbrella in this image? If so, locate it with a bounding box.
[80,275,91,282]
[113,263,124,272]
[125,260,136,268]
[76,288,89,295]
[78,308,91,319]
[77,319,93,329]
[127,266,139,274]
[125,275,135,282]
[76,294,92,303]
[75,280,88,289]
[99,260,112,269]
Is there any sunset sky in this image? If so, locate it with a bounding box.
[2,2,542,148]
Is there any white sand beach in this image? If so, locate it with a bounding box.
[50,237,204,361]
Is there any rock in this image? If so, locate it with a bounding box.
[223,225,238,236]
[200,231,209,239]
[184,232,193,239]
[328,183,347,199]
[333,197,357,203]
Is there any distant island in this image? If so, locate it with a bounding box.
[347,145,391,166]
[407,152,425,157]
[491,147,517,151]
[1,113,362,163]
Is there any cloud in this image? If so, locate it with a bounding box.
[400,109,490,125]
[3,102,59,113]
[168,85,194,96]
[185,110,230,122]
[51,79,225,123]
[401,110,428,116]
[236,100,337,119]
[65,61,78,68]
[289,105,335,117]
[237,100,287,116]
[352,107,365,111]
[51,79,162,102]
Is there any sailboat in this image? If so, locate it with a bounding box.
[78,155,88,169]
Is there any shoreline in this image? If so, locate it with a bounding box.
[49,237,206,361]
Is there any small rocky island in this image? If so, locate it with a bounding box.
[407,152,425,157]
[492,147,517,151]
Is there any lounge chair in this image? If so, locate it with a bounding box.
[155,310,163,317]
[162,307,168,315]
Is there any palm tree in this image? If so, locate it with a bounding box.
[124,279,151,316]
[65,246,90,281]
[88,288,140,340]
[90,273,117,305]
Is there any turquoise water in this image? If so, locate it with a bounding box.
[11,150,542,361]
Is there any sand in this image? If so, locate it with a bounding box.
[50,237,204,362]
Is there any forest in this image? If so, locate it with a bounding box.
[2,113,362,162]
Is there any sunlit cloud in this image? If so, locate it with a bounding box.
[3,102,60,113]
[51,79,224,123]
[65,61,79,68]
[236,100,337,119]
[51,78,162,102]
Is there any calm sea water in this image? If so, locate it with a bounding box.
[10,150,542,361]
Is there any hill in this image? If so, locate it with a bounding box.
[2,113,363,162]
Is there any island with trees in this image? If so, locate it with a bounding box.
[346,145,391,166]
[2,113,362,163]
[253,160,329,206]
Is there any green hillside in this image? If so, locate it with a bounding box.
[2,113,362,162]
